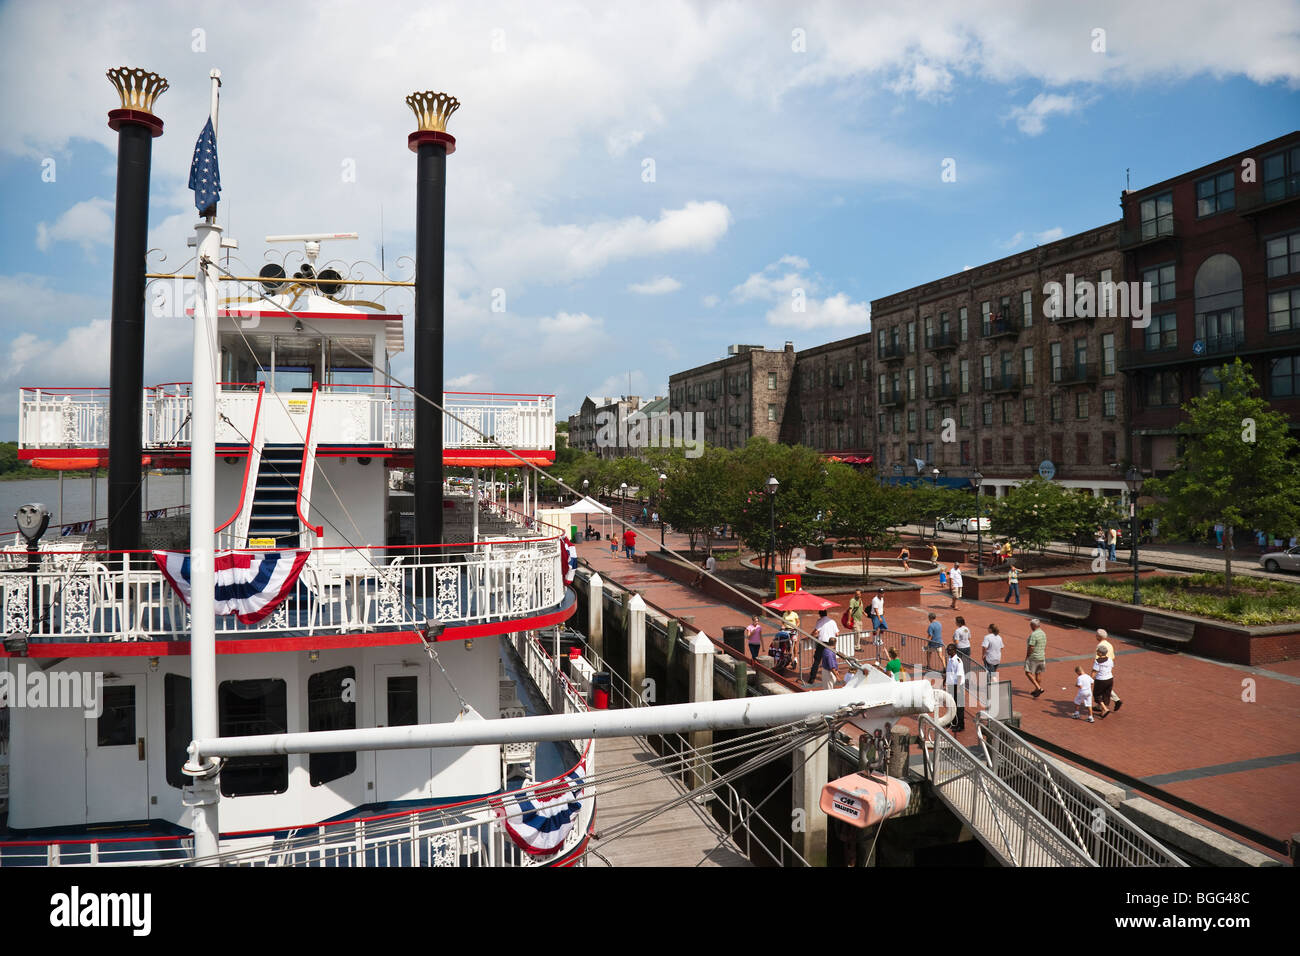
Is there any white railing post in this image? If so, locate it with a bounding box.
[688,631,715,794]
[587,573,604,659]
[627,593,646,701]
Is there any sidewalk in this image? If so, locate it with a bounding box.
[577,533,1300,860]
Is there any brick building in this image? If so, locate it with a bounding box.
[868,223,1129,499]
[567,395,643,459]
[1118,131,1300,475]
[790,333,873,459]
[668,343,797,448]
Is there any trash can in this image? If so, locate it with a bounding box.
[819,543,834,559]
[570,525,578,543]
[590,672,611,710]
[722,625,746,655]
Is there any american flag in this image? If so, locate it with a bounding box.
[188,116,221,213]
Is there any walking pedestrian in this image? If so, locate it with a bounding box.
[610,533,618,555]
[897,546,911,570]
[622,527,637,559]
[1072,665,1095,722]
[948,562,964,609]
[1004,562,1022,604]
[953,615,972,663]
[1025,618,1047,697]
[745,615,763,662]
[946,643,966,731]
[807,609,839,685]
[691,550,716,587]
[870,588,888,634]
[1107,526,1118,562]
[925,611,944,673]
[981,623,1003,678]
[1091,648,1114,718]
[1094,628,1123,711]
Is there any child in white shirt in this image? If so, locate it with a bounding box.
[1072,666,1095,722]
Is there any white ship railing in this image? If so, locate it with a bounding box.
[17,386,556,453]
[0,538,563,643]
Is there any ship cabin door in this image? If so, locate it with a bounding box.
[85,674,149,822]
[373,664,432,801]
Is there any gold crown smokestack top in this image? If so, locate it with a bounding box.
[406,91,459,555]
[105,68,168,556]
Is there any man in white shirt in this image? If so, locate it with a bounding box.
[807,610,839,685]
[870,589,887,634]
[945,644,966,731]
[949,562,964,609]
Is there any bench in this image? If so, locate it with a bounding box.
[1044,592,1093,624]
[1132,613,1198,646]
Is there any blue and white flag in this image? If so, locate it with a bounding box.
[188,117,221,213]
[495,763,586,857]
[153,549,309,625]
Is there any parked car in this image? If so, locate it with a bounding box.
[935,515,991,534]
[1259,546,1300,574]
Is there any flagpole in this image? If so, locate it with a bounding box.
[184,67,224,864]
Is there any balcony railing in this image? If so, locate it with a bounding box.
[925,331,958,351]
[1051,363,1098,386]
[879,343,905,362]
[17,386,556,453]
[1239,177,1300,214]
[925,382,957,400]
[982,373,1021,394]
[1202,330,1247,356]
[877,389,904,407]
[1118,220,1178,250]
[0,533,564,644]
[981,316,1021,339]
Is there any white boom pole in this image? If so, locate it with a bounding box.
[192,677,935,759]
[184,67,224,864]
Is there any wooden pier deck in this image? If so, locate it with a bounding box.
[585,736,751,867]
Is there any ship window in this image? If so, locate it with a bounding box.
[221,332,273,386]
[97,685,136,747]
[165,674,193,790]
[219,679,289,797]
[308,667,357,787]
[387,676,419,727]
[325,336,376,390]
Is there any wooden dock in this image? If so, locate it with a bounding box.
[585,736,751,867]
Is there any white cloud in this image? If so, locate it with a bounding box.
[1006,93,1082,136]
[731,257,870,331]
[447,373,481,388]
[765,292,870,331]
[35,198,114,254]
[701,294,720,308]
[606,129,645,157]
[997,231,1025,250]
[628,275,682,295]
[1034,226,1064,243]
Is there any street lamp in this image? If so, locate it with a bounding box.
[620,482,628,524]
[973,470,984,574]
[1125,466,1144,605]
[582,479,590,538]
[766,474,779,597]
[658,472,667,549]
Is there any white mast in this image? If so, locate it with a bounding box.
[183,67,224,864]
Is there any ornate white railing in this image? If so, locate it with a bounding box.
[0,539,563,643]
[17,386,556,452]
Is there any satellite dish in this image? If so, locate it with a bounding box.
[258,263,286,294]
[317,268,345,298]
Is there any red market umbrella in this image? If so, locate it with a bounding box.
[763,589,839,611]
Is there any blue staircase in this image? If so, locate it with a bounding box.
[247,443,305,547]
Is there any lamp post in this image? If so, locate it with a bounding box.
[658,472,667,549]
[582,478,590,538]
[766,474,779,597]
[620,482,628,525]
[973,470,984,574]
[1125,466,1144,605]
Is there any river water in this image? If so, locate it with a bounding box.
[0,474,188,531]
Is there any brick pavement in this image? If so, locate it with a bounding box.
[577,531,1300,859]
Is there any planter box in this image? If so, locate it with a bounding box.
[1028,585,1300,665]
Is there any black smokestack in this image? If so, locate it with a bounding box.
[105,68,167,556]
[406,92,458,551]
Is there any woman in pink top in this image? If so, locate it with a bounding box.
[744,615,763,662]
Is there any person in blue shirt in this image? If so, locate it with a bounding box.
[925,611,944,674]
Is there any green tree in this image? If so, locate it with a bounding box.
[825,464,904,580]
[990,477,1078,564]
[1143,360,1300,592]
[728,439,828,572]
[897,482,974,538]
[659,447,730,553]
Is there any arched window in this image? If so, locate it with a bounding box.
[1194,254,1243,354]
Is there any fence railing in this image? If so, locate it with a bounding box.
[977,715,1186,867]
[919,714,1096,867]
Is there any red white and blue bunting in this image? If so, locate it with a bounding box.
[153,549,310,626]
[495,762,586,856]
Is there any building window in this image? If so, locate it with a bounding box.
[1271,355,1300,397]
[959,307,969,341]
[980,301,991,335]
[907,321,916,353]
[925,407,937,430]
[1074,336,1088,371]
[1139,191,1173,239]
[1023,436,1035,463]
[1146,370,1180,407]
[1146,312,1178,351]
[906,367,916,399]
[1267,232,1300,278]
[1076,393,1089,419]
[1018,395,1035,427]
[1263,146,1300,203]
[960,440,971,465]
[1269,289,1300,333]
[768,404,777,422]
[309,667,357,787]
[1195,170,1235,217]
[1144,264,1176,303]
[907,410,917,432]
[861,358,870,378]
[1101,333,1115,376]
[1102,389,1116,418]
[959,359,970,393]
[1098,269,1115,317]
[1023,347,1034,386]
[1198,366,1223,396]
[892,411,902,433]
[1003,435,1014,463]
[1076,433,1089,464]
[165,674,193,790]
[1022,289,1033,329]
[1050,342,1062,377]
[981,354,992,384]
[1051,393,1063,421]
[982,437,993,464]
[959,404,971,427]
[1002,401,1013,425]
[1103,432,1117,462]
[982,401,993,426]
[1051,434,1064,463]
[768,371,777,390]
[219,679,289,797]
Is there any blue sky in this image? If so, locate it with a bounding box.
[1,0,1297,437]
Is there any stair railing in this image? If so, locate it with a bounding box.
[214,382,265,548]
[296,383,325,547]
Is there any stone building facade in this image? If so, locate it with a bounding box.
[867,223,1128,499]
[668,343,798,448]
[790,333,874,459]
